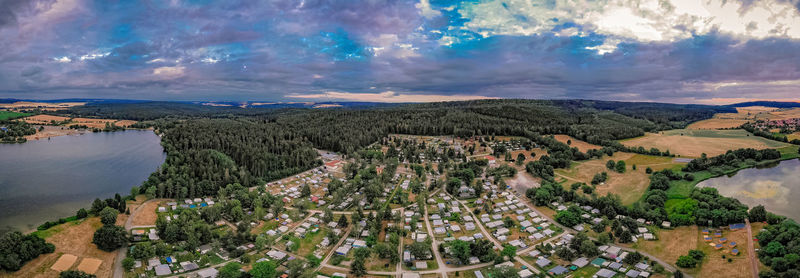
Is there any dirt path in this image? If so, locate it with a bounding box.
[113,198,167,278]
[746,219,759,278]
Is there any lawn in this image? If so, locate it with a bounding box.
[570,266,599,278]
[0,111,31,120]
[295,228,329,257]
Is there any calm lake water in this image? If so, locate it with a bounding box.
[697,158,800,221]
[0,130,165,234]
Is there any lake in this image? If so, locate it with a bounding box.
[697,158,800,221]
[0,130,165,234]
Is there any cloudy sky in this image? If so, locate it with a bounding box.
[1,0,800,104]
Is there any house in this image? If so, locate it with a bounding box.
[518,269,534,278]
[474,271,485,278]
[609,262,623,270]
[469,257,480,264]
[605,246,622,257]
[197,268,219,278]
[662,221,671,228]
[154,264,171,276]
[535,257,551,268]
[485,156,496,164]
[642,233,655,240]
[335,245,351,255]
[180,262,199,271]
[415,261,428,269]
[495,228,510,236]
[596,269,616,278]
[635,263,649,271]
[626,270,641,277]
[465,222,476,231]
[572,257,589,268]
[267,250,288,260]
[549,266,568,276]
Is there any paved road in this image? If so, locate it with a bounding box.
[746,219,759,278]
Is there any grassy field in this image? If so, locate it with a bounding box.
[0,111,31,120]
[552,135,601,153]
[555,152,684,205]
[620,129,790,157]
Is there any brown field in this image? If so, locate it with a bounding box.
[0,217,117,278]
[627,226,698,269]
[22,115,71,124]
[75,258,102,274]
[553,135,601,152]
[620,129,789,157]
[130,199,162,226]
[629,225,755,278]
[687,119,749,130]
[555,152,674,205]
[0,102,85,111]
[25,125,86,141]
[788,132,800,141]
[50,254,77,272]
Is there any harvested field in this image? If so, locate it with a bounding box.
[25,125,86,141]
[130,199,162,226]
[687,118,749,130]
[22,115,71,124]
[555,152,670,205]
[620,129,789,157]
[553,135,601,152]
[75,258,102,274]
[50,254,77,271]
[0,102,84,110]
[0,217,117,278]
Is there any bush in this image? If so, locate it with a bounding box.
[59,270,96,278]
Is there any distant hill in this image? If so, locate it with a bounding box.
[727,101,800,108]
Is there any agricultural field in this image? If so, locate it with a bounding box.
[620,129,790,157]
[688,106,800,130]
[554,153,683,205]
[0,111,31,120]
[552,135,601,153]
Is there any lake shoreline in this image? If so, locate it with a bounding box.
[0,130,165,235]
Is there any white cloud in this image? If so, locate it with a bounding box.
[456,0,800,52]
[286,91,497,103]
[152,66,185,78]
[53,56,71,63]
[416,0,442,19]
[79,52,110,61]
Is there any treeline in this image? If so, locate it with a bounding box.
[742,124,800,145]
[138,119,321,199]
[0,120,35,143]
[683,148,782,172]
[0,231,55,271]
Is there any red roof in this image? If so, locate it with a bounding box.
[325,160,341,167]
[485,155,496,160]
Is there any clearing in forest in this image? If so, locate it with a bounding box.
[620,129,789,158]
[553,135,601,153]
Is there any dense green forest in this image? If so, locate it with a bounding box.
[0,120,35,143]
[0,231,55,271]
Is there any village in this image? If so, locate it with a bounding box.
[66,134,746,278]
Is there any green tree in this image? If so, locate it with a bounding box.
[92,225,128,251]
[350,257,367,277]
[500,244,517,259]
[606,160,616,170]
[76,208,88,219]
[250,260,277,278]
[450,240,471,264]
[99,207,119,226]
[122,257,135,271]
[749,205,767,222]
[516,153,526,165]
[615,160,626,173]
[489,265,520,278]
[219,262,243,278]
[676,255,697,268]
